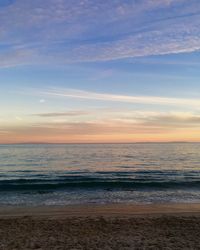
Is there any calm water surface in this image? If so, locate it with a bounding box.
[0,143,200,205]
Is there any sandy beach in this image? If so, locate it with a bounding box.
[1,203,200,249]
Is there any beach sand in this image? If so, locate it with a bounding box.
[1,203,200,249]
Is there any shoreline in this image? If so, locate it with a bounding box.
[1,202,200,218]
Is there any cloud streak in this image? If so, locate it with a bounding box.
[35,87,200,108]
[34,111,89,117]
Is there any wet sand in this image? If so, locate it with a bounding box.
[1,203,200,249]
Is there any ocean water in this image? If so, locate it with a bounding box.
[0,143,200,206]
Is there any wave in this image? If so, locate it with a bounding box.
[1,177,200,192]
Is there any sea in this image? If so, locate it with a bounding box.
[0,143,200,206]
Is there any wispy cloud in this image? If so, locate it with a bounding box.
[32,87,200,108]
[0,0,200,66]
[123,112,200,128]
[34,111,89,117]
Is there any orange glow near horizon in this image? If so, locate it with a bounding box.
[1,112,200,144]
[1,129,200,144]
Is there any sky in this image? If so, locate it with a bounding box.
[1,0,200,143]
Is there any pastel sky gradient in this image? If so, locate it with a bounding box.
[1,0,200,143]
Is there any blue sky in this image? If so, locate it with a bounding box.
[1,0,200,143]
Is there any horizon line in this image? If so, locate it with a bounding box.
[0,141,198,145]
